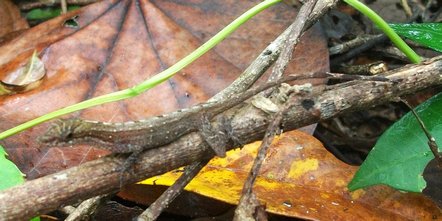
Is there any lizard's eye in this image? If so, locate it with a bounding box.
[64,132,74,140]
[58,127,72,141]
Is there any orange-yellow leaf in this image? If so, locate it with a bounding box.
[140,131,441,220]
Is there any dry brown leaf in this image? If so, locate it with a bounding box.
[0,0,29,43]
[0,0,328,179]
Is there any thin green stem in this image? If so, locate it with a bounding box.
[0,0,281,140]
[343,0,421,63]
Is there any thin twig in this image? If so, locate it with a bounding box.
[333,61,388,75]
[234,1,318,219]
[65,195,109,221]
[234,88,311,220]
[268,0,318,81]
[61,0,68,14]
[401,0,413,17]
[329,34,383,56]
[330,35,387,66]
[400,99,442,168]
[371,46,411,62]
[136,160,209,221]
[326,72,389,82]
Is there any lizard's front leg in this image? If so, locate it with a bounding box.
[117,144,144,186]
[199,114,230,158]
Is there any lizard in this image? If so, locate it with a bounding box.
[38,73,324,175]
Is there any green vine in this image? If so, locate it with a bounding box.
[343,0,421,63]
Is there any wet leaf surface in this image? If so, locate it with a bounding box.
[0,0,328,179]
[390,23,442,53]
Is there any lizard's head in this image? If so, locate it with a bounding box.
[38,118,86,146]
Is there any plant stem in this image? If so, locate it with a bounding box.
[343,0,421,63]
[0,0,282,140]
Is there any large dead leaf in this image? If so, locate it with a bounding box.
[0,0,29,43]
[129,131,441,220]
[0,0,328,179]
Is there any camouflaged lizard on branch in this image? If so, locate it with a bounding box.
[39,73,323,172]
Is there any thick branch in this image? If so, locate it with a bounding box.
[1,56,441,220]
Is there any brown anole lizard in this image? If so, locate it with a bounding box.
[39,73,322,172]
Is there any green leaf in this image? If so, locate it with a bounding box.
[0,145,25,190]
[0,147,39,220]
[348,93,442,192]
[26,6,80,20]
[389,23,442,52]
